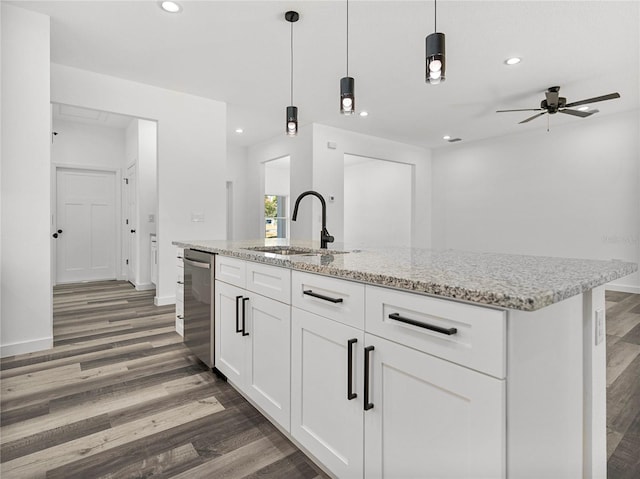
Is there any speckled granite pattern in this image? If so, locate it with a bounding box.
[173,239,637,312]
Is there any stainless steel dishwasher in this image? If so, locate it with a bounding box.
[183,249,214,368]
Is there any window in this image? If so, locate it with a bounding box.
[265,195,288,239]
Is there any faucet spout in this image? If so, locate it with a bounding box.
[291,190,334,249]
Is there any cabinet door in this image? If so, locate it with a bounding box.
[214,280,247,384]
[291,308,364,479]
[364,333,505,479]
[243,294,291,430]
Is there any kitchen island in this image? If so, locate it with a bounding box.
[173,239,637,479]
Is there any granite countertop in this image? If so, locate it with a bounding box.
[173,239,637,312]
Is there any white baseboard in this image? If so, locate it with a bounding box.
[135,282,156,291]
[155,295,176,306]
[606,284,640,294]
[0,337,53,358]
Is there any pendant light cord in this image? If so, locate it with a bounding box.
[434,0,437,32]
[346,0,349,76]
[290,21,294,105]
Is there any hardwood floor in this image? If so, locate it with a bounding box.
[0,281,328,479]
[0,282,638,478]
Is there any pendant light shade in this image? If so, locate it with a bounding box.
[285,11,299,136]
[340,76,355,114]
[426,32,445,84]
[286,106,298,136]
[425,0,445,85]
[340,0,355,114]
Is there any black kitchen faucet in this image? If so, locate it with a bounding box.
[291,190,334,249]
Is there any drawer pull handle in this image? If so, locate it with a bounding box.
[347,338,358,400]
[303,289,343,303]
[177,315,184,319]
[235,296,243,333]
[388,313,457,335]
[177,281,184,285]
[364,346,374,411]
[242,297,250,336]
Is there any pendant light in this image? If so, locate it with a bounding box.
[285,11,299,136]
[425,0,445,84]
[340,0,355,114]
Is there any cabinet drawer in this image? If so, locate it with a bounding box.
[292,271,364,329]
[246,262,291,304]
[176,248,184,266]
[176,299,184,316]
[215,256,246,288]
[365,285,506,378]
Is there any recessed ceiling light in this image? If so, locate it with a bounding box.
[160,1,182,13]
[359,111,369,117]
[505,57,521,65]
[442,135,451,140]
[235,128,243,134]
[577,106,589,111]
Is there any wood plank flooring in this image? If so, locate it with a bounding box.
[0,282,638,478]
[0,281,328,479]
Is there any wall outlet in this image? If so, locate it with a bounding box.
[148,214,155,223]
[327,141,337,149]
[595,309,605,345]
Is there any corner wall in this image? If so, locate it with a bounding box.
[432,110,640,292]
[1,5,52,357]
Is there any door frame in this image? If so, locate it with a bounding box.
[51,163,124,286]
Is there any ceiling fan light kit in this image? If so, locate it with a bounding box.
[426,0,445,84]
[285,10,299,136]
[496,86,620,127]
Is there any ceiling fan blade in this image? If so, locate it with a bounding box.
[545,89,560,107]
[519,112,547,124]
[559,108,596,118]
[496,108,544,113]
[565,93,620,108]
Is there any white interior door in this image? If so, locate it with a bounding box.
[126,164,137,283]
[55,168,117,283]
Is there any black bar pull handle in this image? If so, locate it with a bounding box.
[235,295,243,333]
[242,297,250,336]
[303,289,343,304]
[347,339,358,400]
[364,345,374,411]
[388,312,457,336]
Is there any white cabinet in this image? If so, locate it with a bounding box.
[291,308,364,479]
[214,263,292,430]
[364,333,505,479]
[150,235,158,285]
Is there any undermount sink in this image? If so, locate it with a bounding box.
[243,245,349,256]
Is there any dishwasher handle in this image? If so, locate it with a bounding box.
[184,258,211,269]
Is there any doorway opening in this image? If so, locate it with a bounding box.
[264,156,290,239]
[51,103,158,296]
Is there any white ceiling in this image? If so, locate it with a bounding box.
[16,0,640,149]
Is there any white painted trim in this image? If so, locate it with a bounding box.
[605,284,640,294]
[175,317,184,337]
[155,294,176,306]
[134,282,156,291]
[1,337,53,358]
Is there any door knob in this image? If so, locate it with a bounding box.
[130,229,136,233]
[52,233,58,239]
[57,229,63,234]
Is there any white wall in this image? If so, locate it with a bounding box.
[134,119,158,289]
[344,156,413,247]
[432,109,640,292]
[52,119,126,169]
[247,125,314,241]
[51,64,227,307]
[226,145,250,240]
[312,124,432,248]
[1,5,52,357]
[265,157,290,197]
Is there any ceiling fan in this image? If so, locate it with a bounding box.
[496,86,620,124]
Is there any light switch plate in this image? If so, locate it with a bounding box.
[595,309,605,345]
